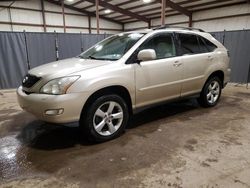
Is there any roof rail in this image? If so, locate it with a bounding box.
[153,25,205,32]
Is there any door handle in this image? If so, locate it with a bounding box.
[208,56,214,61]
[173,61,182,67]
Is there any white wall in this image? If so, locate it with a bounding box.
[151,14,188,27]
[1,1,249,34]
[124,3,250,32]
[0,0,122,34]
[124,21,148,30]
[124,14,189,31]
[193,4,250,32]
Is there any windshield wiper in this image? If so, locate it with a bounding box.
[88,55,98,60]
[79,55,99,60]
[79,55,118,61]
[88,56,118,61]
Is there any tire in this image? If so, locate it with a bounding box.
[198,76,222,108]
[80,94,129,142]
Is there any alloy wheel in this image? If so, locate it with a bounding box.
[207,80,220,104]
[93,101,124,136]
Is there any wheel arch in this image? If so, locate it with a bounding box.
[198,70,224,107]
[80,85,133,119]
[206,70,224,86]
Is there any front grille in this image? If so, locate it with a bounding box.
[22,74,41,88]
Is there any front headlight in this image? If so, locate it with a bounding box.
[40,76,80,95]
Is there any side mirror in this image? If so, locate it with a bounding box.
[137,49,156,62]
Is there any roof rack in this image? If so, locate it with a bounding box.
[153,25,205,32]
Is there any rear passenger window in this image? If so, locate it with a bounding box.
[178,34,217,55]
[202,37,217,52]
[197,36,209,53]
[178,34,200,55]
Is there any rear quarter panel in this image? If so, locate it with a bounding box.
[203,49,230,87]
[199,32,230,86]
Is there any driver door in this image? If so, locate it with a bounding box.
[135,33,183,108]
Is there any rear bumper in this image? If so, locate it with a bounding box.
[17,86,88,123]
[224,68,231,88]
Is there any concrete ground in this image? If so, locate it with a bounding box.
[0,84,250,188]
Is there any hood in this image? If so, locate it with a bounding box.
[28,57,111,78]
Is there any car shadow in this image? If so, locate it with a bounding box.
[17,121,90,150]
[128,99,199,129]
[17,99,200,150]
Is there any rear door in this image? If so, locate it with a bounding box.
[177,33,213,96]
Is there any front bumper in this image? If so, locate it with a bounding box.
[17,86,88,123]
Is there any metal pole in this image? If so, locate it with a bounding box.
[88,15,91,34]
[95,0,100,34]
[8,8,13,31]
[54,31,59,61]
[247,60,250,89]
[80,32,83,52]
[189,14,193,27]
[161,0,166,26]
[222,29,226,45]
[23,30,30,70]
[122,23,125,31]
[148,20,151,29]
[41,0,47,32]
[61,0,66,33]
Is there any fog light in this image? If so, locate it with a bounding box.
[45,109,64,116]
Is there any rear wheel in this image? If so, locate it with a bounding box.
[198,76,222,107]
[80,94,129,142]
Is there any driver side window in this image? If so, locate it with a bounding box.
[139,33,176,60]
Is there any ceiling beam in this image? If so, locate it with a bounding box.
[98,0,137,13]
[123,0,246,23]
[80,4,95,10]
[84,0,150,22]
[189,0,247,12]
[45,0,121,24]
[70,0,85,7]
[129,0,198,12]
[104,0,158,16]
[146,0,237,19]
[156,0,191,16]
[80,0,112,11]
[111,0,199,21]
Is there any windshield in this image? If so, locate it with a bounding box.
[79,33,144,61]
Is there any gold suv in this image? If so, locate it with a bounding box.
[17,26,230,142]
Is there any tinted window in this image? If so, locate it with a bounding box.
[178,34,200,55]
[139,33,176,59]
[197,36,209,53]
[202,37,217,52]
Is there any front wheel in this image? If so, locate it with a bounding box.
[198,76,222,107]
[80,94,129,142]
